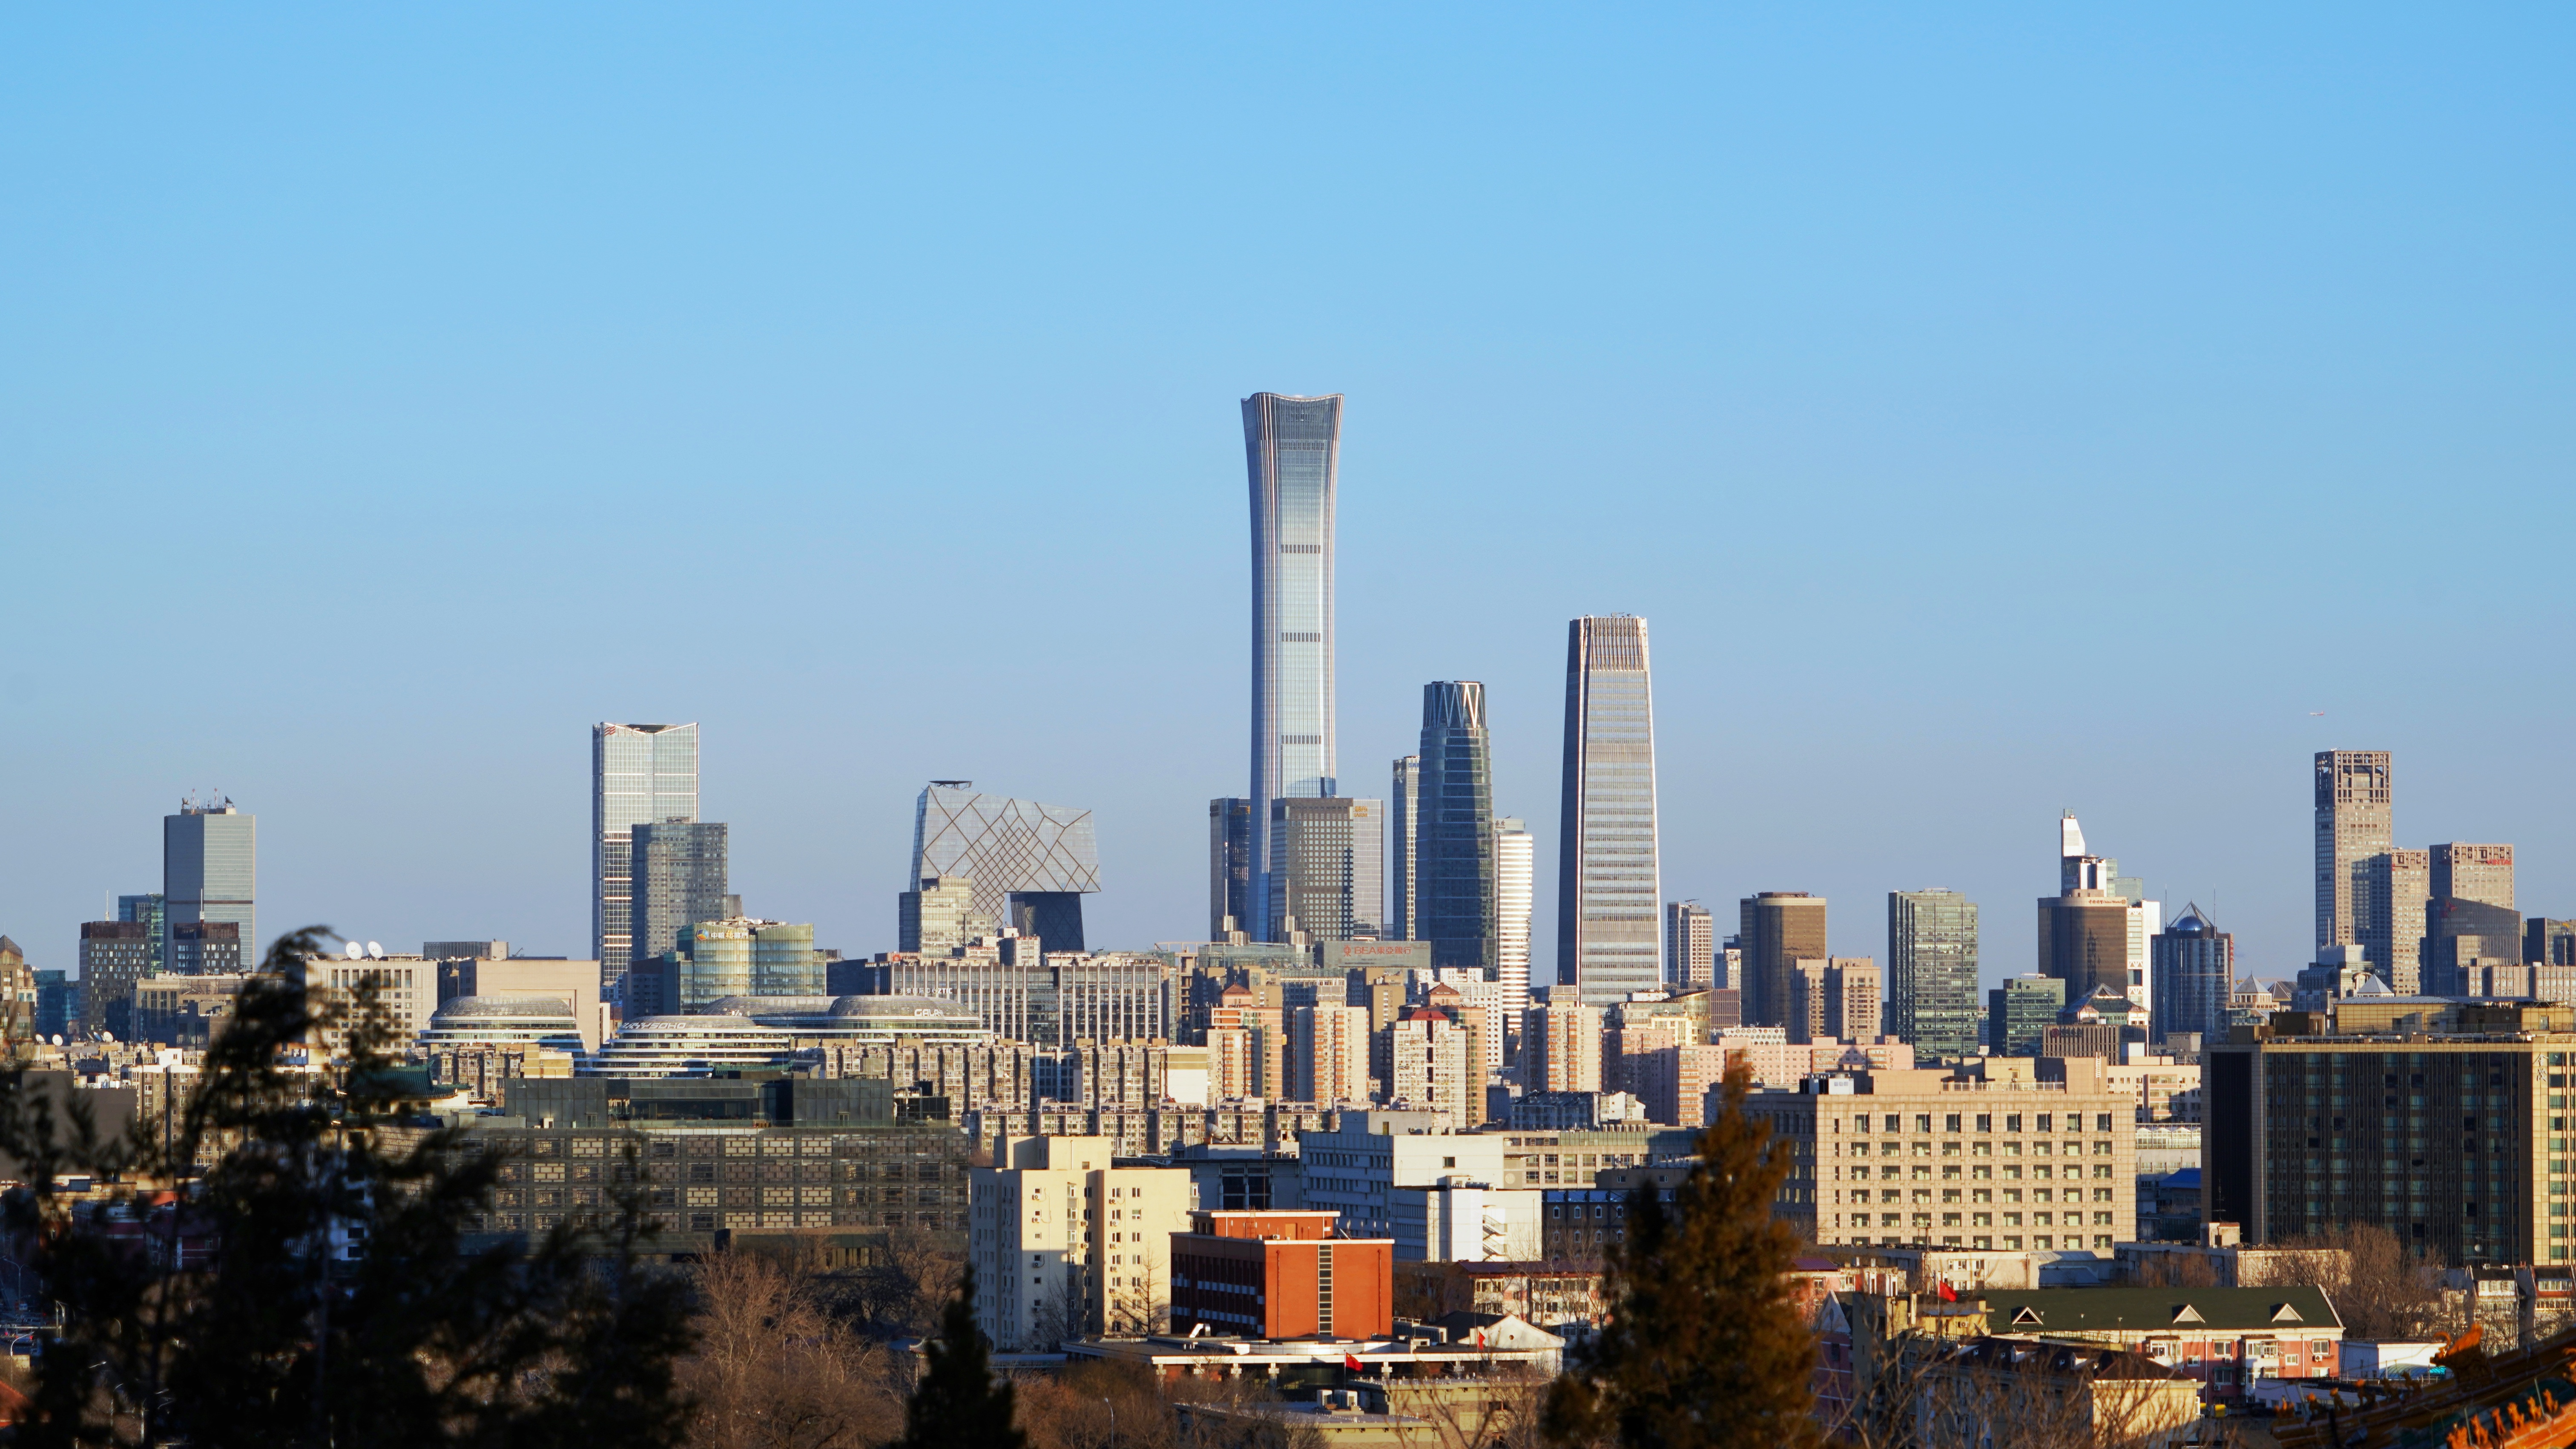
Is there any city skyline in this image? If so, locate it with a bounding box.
[5,11,2570,998]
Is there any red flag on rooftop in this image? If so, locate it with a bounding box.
[1936,1281,1958,1303]
[1344,1353,1366,1372]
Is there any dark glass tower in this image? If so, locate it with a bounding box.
[1414,682,1496,971]
[1887,889,1981,1060]
[1243,392,1342,940]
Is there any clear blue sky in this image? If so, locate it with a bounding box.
[3,6,2569,997]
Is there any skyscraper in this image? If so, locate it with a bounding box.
[593,723,699,1001]
[2151,905,2233,1045]
[1887,889,1980,1060]
[1739,893,1827,1028]
[1389,755,1420,941]
[116,894,167,978]
[1665,901,1716,989]
[1207,798,1256,939]
[2362,849,2431,993]
[2315,750,2394,953]
[2045,814,2159,1016]
[1556,616,1660,1009]
[2427,844,2520,995]
[164,798,255,970]
[1414,682,1496,972]
[1267,796,1385,943]
[911,782,1102,951]
[631,820,730,965]
[1494,817,1535,1023]
[2432,843,2516,912]
[1242,392,1342,941]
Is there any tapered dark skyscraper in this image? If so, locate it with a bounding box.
[1416,681,1496,970]
[1557,615,1660,1007]
[1243,392,1342,941]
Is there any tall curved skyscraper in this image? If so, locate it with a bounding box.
[1557,616,1661,1007]
[1243,392,1342,940]
[1416,681,1496,971]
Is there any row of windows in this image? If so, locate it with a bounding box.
[1843,1112,2117,1135]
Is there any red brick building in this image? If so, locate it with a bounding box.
[1169,1209,1393,1340]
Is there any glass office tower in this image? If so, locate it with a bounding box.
[1888,889,1981,1060]
[1415,682,1496,971]
[165,800,256,970]
[632,821,731,965]
[1389,755,1420,941]
[593,723,700,1001]
[1556,616,1660,1008]
[1243,392,1342,940]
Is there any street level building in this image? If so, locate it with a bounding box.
[1169,1209,1393,1341]
[969,1135,1195,1349]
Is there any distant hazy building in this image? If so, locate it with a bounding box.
[2315,750,2394,953]
[898,876,991,956]
[1787,958,1881,1046]
[1207,798,1256,938]
[1415,682,1497,972]
[592,723,700,1001]
[1289,1004,1369,1106]
[1243,392,1344,941]
[2151,905,2233,1045]
[1556,615,1661,1009]
[2433,843,2516,914]
[169,921,243,976]
[2041,815,2157,1013]
[2531,919,2576,967]
[1666,901,1716,990]
[1265,796,1384,943]
[34,970,72,1039]
[165,799,255,972]
[1389,756,1420,941]
[424,940,510,963]
[1987,974,2066,1058]
[913,782,1102,952]
[643,919,820,1012]
[1739,893,1828,1029]
[2362,849,2431,993]
[80,921,155,1039]
[2428,898,2525,997]
[1887,890,1980,1060]
[1494,817,1534,1023]
[630,821,730,966]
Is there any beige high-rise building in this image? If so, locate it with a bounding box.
[1386,1010,1475,1129]
[2315,751,2395,953]
[2362,849,2431,993]
[1788,958,1882,1045]
[1746,1058,2138,1252]
[1494,817,1535,1025]
[1740,892,1829,1029]
[1521,1001,1603,1093]
[1289,1004,1369,1105]
[2433,843,2516,912]
[1666,900,1716,989]
[968,1136,1195,1349]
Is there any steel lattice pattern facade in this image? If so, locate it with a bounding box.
[910,784,1101,935]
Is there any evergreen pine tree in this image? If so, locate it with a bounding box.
[894,1262,1027,1449]
[0,926,700,1449]
[1543,1061,1822,1449]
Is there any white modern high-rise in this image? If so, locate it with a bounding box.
[164,798,255,970]
[1556,616,1661,1008]
[1243,392,1342,941]
[1494,817,1534,1025]
[593,723,700,1001]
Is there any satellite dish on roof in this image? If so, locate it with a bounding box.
[365,941,385,960]
[344,941,366,960]
[51,1035,63,1047]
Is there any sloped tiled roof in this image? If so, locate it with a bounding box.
[1976,1285,2343,1334]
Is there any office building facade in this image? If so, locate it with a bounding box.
[1987,975,2066,1058]
[1207,798,1255,938]
[1389,756,1420,941]
[165,800,255,972]
[1887,890,1979,1060]
[1415,682,1497,972]
[899,876,990,956]
[1666,900,1717,990]
[1555,615,1661,1009]
[2151,906,2234,1046]
[2315,750,2394,953]
[1740,892,1829,1029]
[1788,958,1882,1045]
[2433,843,2517,914]
[1289,1004,1369,1105]
[1494,816,1534,1022]
[79,921,156,1040]
[593,723,700,1001]
[912,782,1102,953]
[116,894,166,978]
[2204,1022,2562,1264]
[1267,796,1384,943]
[169,921,243,976]
[1242,392,1342,941]
[630,820,729,966]
[2362,849,2432,993]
